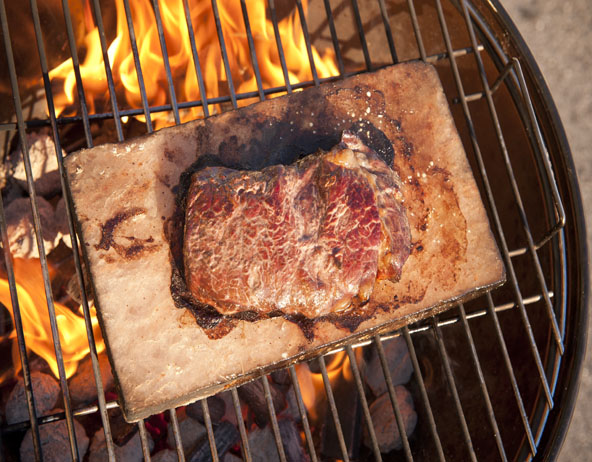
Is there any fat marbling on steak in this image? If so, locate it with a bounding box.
[183,131,411,318]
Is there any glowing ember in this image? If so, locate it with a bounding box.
[0,258,104,379]
[49,0,339,125]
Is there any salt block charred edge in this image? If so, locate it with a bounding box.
[119,275,505,423]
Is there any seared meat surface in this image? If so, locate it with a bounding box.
[183,132,411,318]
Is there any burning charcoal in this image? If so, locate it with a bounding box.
[166,415,206,455]
[54,197,72,248]
[107,406,140,447]
[65,261,93,305]
[280,385,302,423]
[218,391,238,426]
[364,386,417,453]
[68,353,113,406]
[6,130,64,197]
[152,449,178,462]
[279,418,310,462]
[20,417,89,462]
[5,371,60,425]
[238,378,286,428]
[187,421,239,462]
[3,196,60,259]
[365,336,413,397]
[89,427,152,462]
[186,395,226,425]
[270,369,291,386]
[247,425,279,462]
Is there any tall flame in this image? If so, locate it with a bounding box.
[49,0,339,125]
[0,259,104,379]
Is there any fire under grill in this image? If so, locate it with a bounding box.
[0,0,587,461]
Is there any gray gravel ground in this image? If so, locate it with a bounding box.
[500,0,591,459]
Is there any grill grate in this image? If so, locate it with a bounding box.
[0,0,587,461]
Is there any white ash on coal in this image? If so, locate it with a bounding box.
[364,386,417,453]
[166,414,206,456]
[3,196,60,259]
[247,425,280,462]
[4,130,64,197]
[54,197,72,248]
[68,353,113,406]
[20,415,89,462]
[4,371,59,425]
[89,427,152,462]
[365,336,413,396]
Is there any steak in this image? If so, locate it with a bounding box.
[183,131,411,318]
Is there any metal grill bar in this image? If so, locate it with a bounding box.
[346,345,382,461]
[403,326,446,461]
[376,0,398,63]
[262,376,287,461]
[406,0,427,61]
[267,0,293,93]
[240,0,265,101]
[288,365,319,462]
[202,398,220,461]
[458,1,564,354]
[322,0,346,76]
[169,408,186,461]
[374,335,413,461]
[432,0,555,413]
[485,292,537,453]
[89,0,124,141]
[318,355,350,461]
[182,0,211,118]
[231,387,253,461]
[137,420,152,461]
[431,317,477,461]
[210,0,238,109]
[60,0,93,147]
[0,44,488,134]
[152,0,182,123]
[0,2,82,459]
[457,304,508,461]
[27,0,117,458]
[349,0,372,69]
[123,0,154,131]
[295,0,320,85]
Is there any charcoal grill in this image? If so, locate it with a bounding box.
[0,0,587,460]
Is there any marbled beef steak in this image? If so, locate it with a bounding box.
[184,132,411,318]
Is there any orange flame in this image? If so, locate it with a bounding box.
[49,0,338,125]
[0,259,104,379]
[296,349,360,422]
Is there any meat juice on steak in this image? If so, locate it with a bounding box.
[183,132,411,319]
